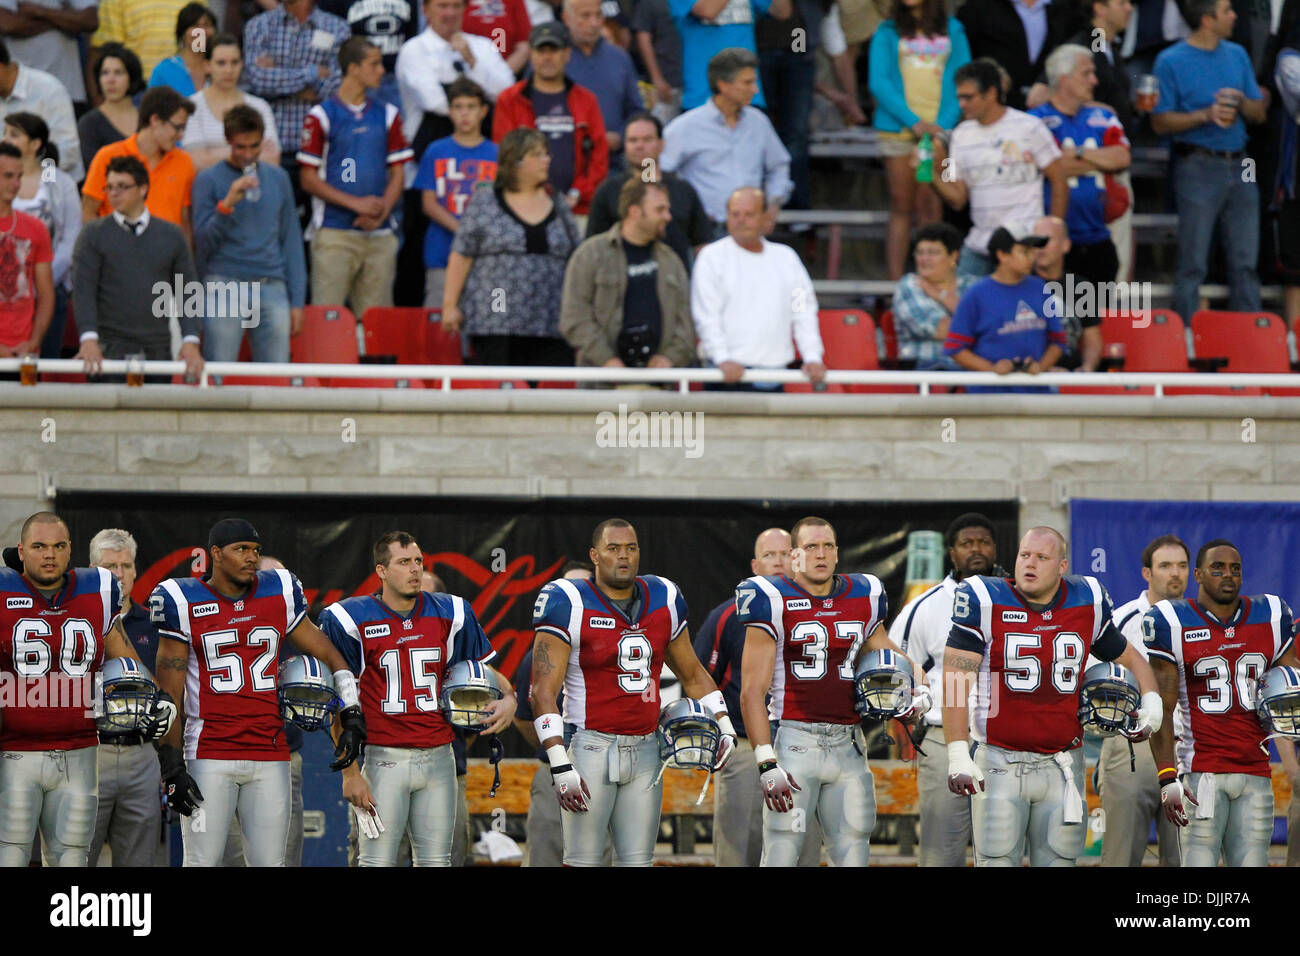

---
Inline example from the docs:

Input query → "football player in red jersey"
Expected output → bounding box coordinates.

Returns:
[0,512,172,867]
[530,518,736,866]
[943,526,1160,866]
[1145,540,1298,866]
[738,516,918,867]
[150,518,367,867]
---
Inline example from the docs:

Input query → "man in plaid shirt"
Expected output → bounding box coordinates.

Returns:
[244,0,351,160]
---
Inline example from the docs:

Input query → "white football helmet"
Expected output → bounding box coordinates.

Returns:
[440,659,504,731]
[277,655,341,731]
[1257,665,1300,738]
[1077,662,1141,737]
[654,698,722,805]
[96,657,160,737]
[854,649,915,720]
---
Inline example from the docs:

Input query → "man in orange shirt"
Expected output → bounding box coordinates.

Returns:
[82,85,196,246]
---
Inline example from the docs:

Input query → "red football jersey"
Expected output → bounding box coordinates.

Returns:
[151,570,307,761]
[0,567,120,751]
[735,573,887,724]
[533,575,687,735]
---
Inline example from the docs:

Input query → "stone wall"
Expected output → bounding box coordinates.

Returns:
[0,386,1294,541]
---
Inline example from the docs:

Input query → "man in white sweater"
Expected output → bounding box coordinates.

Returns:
[691,187,825,388]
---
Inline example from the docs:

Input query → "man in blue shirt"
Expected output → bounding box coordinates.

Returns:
[1151,0,1267,323]
[670,0,790,111]
[193,105,308,365]
[945,223,1066,382]
[562,0,644,165]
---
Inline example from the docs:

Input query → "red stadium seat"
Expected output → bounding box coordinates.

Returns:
[213,375,324,387]
[361,307,461,365]
[1190,311,1290,373]
[291,305,359,364]
[1099,309,1190,372]
[817,308,915,394]
[877,308,898,364]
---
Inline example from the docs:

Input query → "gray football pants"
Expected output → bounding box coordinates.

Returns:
[1181,771,1273,868]
[972,744,1086,867]
[716,736,822,866]
[761,721,875,867]
[0,745,98,867]
[357,744,457,867]
[562,729,662,867]
[183,758,290,867]
[88,741,162,867]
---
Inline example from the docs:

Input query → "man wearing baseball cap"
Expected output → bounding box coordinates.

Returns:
[943,222,1066,384]
[491,21,609,218]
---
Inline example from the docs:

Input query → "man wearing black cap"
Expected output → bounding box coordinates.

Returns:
[492,21,609,219]
[889,514,1004,867]
[147,518,368,867]
[943,222,1067,382]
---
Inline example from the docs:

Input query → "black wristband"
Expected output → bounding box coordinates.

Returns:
[551,763,574,776]
[758,761,777,774]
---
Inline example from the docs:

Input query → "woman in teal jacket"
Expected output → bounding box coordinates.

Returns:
[869,0,969,279]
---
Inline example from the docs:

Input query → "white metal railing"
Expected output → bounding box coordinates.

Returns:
[3,358,1298,399]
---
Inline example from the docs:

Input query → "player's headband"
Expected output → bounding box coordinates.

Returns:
[208,518,261,550]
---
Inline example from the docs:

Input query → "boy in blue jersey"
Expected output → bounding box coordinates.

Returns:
[299,36,413,318]
[412,76,499,310]
[945,223,1065,391]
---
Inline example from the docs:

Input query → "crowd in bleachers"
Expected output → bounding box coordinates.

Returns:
[2,0,1300,388]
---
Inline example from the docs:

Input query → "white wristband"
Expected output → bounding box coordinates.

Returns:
[716,714,737,738]
[333,670,359,709]
[700,690,727,714]
[545,744,570,769]
[754,743,776,766]
[534,712,564,745]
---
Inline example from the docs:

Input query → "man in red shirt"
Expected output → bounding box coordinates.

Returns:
[462,0,533,73]
[0,142,53,358]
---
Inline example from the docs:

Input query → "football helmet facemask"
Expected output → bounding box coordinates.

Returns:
[1257,665,1300,738]
[440,660,504,731]
[1078,662,1141,737]
[854,649,915,720]
[654,697,722,805]
[96,657,160,737]
[278,655,341,731]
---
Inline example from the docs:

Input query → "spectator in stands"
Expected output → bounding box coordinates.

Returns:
[661,47,792,231]
[492,22,609,218]
[319,0,420,109]
[1152,0,1267,324]
[560,179,695,370]
[672,0,787,112]
[148,3,217,95]
[928,59,1065,277]
[0,0,99,113]
[243,0,349,163]
[78,44,143,173]
[1123,0,1191,80]
[442,128,581,367]
[691,186,823,388]
[586,112,713,270]
[892,221,974,368]
[944,222,1065,377]
[299,37,412,319]
[4,112,79,359]
[755,0,833,214]
[563,0,643,161]
[82,86,196,244]
[183,34,282,172]
[396,0,515,153]
[413,77,499,309]
[92,0,192,79]
[0,141,53,360]
[633,0,685,124]
[0,39,83,182]
[1032,213,1103,371]
[1028,0,1134,135]
[1274,25,1300,327]
[868,0,970,279]
[956,0,1077,110]
[462,0,533,74]
[72,155,204,377]
[1030,44,1129,287]
[193,105,306,363]
[813,3,869,130]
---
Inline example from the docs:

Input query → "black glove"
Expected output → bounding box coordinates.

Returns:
[141,690,177,742]
[331,705,366,771]
[157,743,204,816]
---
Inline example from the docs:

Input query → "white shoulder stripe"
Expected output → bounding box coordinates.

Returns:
[964,576,994,643]
[750,575,786,641]
[552,578,584,640]
[448,594,467,663]
[159,579,192,642]
[661,577,684,638]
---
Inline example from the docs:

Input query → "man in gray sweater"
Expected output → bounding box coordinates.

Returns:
[72,156,204,379]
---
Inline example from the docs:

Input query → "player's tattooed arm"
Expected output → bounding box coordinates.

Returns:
[941,647,983,743]
[529,632,571,746]
[154,636,191,749]
[1148,658,1180,771]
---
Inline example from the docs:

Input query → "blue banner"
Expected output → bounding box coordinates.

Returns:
[1069,499,1300,608]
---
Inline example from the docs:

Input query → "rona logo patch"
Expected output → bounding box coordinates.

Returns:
[1001,610,1028,623]
[6,597,32,609]
[1184,628,1211,643]
[192,603,219,618]
[589,617,616,629]
[786,599,812,610]
[364,624,391,639]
